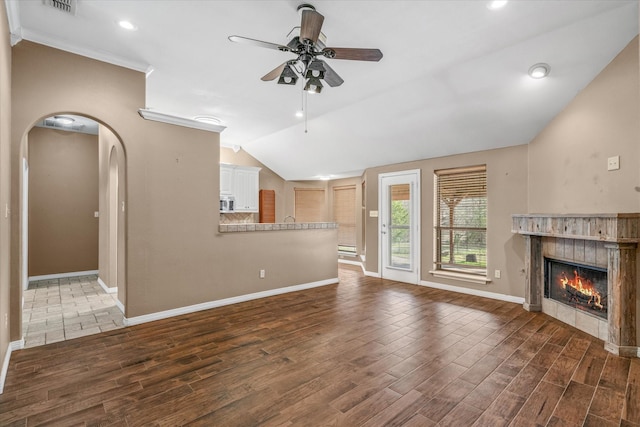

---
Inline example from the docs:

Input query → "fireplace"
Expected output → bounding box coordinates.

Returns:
[512,213,639,358]
[545,258,607,320]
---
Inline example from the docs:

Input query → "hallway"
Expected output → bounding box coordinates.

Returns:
[22,275,124,348]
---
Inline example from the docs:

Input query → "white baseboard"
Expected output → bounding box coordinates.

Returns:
[124,277,339,327]
[115,299,125,315]
[364,270,381,278]
[419,279,525,304]
[29,270,99,282]
[97,277,117,294]
[338,259,362,268]
[1,340,24,394]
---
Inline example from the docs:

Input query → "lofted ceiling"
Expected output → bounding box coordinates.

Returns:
[7,0,639,180]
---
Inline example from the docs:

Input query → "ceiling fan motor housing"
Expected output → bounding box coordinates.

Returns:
[297,3,316,15]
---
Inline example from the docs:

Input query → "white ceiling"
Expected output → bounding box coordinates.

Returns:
[8,0,639,180]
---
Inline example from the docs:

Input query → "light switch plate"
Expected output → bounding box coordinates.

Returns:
[369,210,379,217]
[607,156,620,171]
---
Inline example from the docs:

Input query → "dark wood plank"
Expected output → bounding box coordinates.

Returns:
[549,380,596,425]
[0,265,638,426]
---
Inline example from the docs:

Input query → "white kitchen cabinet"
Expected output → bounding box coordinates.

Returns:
[220,164,260,212]
[220,164,234,195]
[233,166,260,212]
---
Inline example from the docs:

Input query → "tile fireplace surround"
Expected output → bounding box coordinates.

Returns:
[512,213,639,358]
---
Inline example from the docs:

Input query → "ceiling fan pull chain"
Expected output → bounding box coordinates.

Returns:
[304,88,308,134]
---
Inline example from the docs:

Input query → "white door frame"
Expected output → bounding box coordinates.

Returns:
[378,169,421,284]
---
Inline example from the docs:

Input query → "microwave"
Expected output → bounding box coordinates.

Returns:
[220,195,235,213]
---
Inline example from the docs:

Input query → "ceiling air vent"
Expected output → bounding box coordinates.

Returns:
[43,0,77,15]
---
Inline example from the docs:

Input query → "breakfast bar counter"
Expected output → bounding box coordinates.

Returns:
[219,222,337,233]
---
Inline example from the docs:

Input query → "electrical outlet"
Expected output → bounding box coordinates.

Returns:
[259,269,265,279]
[494,269,501,279]
[607,156,620,171]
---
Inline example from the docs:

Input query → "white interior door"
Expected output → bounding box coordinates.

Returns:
[379,170,420,284]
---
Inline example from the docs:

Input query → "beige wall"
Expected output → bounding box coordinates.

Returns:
[0,0,12,384]
[27,127,98,276]
[10,41,337,334]
[98,125,126,306]
[528,37,640,214]
[364,145,529,298]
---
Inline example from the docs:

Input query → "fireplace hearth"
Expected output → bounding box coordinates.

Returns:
[512,213,639,358]
[545,258,607,320]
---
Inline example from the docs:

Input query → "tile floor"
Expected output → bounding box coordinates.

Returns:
[22,275,124,348]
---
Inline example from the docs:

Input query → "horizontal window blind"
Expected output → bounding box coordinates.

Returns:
[435,165,487,275]
[294,188,325,223]
[333,185,356,251]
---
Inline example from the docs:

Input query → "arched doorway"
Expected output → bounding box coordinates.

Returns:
[19,113,127,348]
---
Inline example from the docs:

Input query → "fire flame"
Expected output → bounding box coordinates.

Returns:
[559,270,604,310]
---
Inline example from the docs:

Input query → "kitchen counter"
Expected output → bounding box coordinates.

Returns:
[219,222,337,233]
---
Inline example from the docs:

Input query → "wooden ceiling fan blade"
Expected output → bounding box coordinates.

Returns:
[320,61,344,87]
[228,35,290,52]
[300,10,324,44]
[323,47,383,62]
[261,63,288,81]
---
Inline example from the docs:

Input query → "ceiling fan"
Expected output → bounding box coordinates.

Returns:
[228,3,383,94]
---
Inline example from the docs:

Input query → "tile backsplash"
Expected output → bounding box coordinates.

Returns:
[220,212,258,224]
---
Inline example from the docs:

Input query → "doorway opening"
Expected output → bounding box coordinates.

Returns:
[20,114,126,348]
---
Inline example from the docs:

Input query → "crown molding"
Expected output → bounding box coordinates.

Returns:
[138,109,227,133]
[5,0,22,46]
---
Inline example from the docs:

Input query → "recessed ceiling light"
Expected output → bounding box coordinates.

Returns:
[295,110,304,118]
[528,63,550,79]
[487,0,508,10]
[118,20,138,31]
[193,116,222,125]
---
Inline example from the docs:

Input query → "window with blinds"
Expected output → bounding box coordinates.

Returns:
[434,165,487,276]
[333,185,356,253]
[294,188,325,222]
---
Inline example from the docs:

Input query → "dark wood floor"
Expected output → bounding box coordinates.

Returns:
[1,265,638,426]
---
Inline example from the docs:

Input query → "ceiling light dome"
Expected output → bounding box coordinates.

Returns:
[53,115,75,125]
[528,63,551,79]
[193,116,222,125]
[488,1,508,10]
[118,20,138,31]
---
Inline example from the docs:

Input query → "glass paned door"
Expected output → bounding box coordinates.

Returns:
[389,184,411,270]
[380,171,420,284]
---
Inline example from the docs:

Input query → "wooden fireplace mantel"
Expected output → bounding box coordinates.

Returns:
[511,213,640,243]
[511,213,639,358]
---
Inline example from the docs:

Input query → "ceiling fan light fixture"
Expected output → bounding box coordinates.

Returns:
[528,63,550,79]
[305,60,326,79]
[277,64,299,85]
[304,77,323,94]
